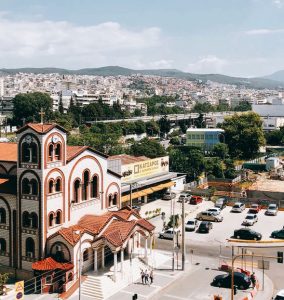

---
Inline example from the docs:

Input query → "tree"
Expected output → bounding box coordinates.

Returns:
[192,102,215,113]
[12,92,53,125]
[146,120,160,136]
[234,101,252,112]
[158,116,171,137]
[58,97,64,114]
[130,138,166,158]
[265,130,284,145]
[134,120,146,135]
[221,112,265,159]
[204,157,224,179]
[212,143,229,159]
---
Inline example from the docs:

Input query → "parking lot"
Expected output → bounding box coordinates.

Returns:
[183,205,284,244]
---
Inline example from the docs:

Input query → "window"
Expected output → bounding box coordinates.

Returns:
[49,212,54,227]
[55,144,61,160]
[0,238,6,254]
[48,144,54,161]
[30,212,38,229]
[55,211,61,225]
[91,176,98,198]
[83,249,89,261]
[108,194,113,207]
[82,171,90,201]
[113,193,118,206]
[22,211,30,227]
[55,178,61,192]
[22,178,30,195]
[22,178,38,196]
[26,237,35,258]
[0,208,6,224]
[48,180,54,194]
[74,180,81,203]
[30,179,38,195]
[45,275,52,285]
[68,273,73,282]
[22,142,38,163]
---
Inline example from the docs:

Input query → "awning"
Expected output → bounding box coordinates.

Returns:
[162,181,175,188]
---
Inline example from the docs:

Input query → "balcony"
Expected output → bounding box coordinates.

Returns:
[71,198,100,211]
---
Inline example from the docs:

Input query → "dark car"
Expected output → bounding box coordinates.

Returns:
[198,221,213,233]
[271,229,284,239]
[233,228,262,240]
[212,272,251,290]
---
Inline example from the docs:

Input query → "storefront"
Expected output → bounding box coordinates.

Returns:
[108,155,186,206]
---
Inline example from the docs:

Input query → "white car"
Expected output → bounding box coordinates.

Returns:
[265,204,278,216]
[159,228,180,239]
[177,193,191,203]
[231,202,246,213]
[207,208,221,215]
[274,289,284,300]
[185,219,198,231]
[242,214,258,226]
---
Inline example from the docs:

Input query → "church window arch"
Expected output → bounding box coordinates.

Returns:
[22,211,30,227]
[113,193,118,206]
[55,143,62,160]
[26,237,35,258]
[0,238,6,254]
[48,144,54,162]
[30,179,38,195]
[83,249,89,262]
[55,210,62,225]
[108,194,113,207]
[55,178,61,192]
[82,170,90,201]
[91,175,99,198]
[73,179,81,203]
[48,179,54,194]
[30,212,38,229]
[48,212,55,227]
[22,139,38,163]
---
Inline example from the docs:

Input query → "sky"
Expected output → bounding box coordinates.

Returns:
[0,0,283,77]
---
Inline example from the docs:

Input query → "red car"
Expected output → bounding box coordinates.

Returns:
[190,196,203,205]
[250,203,261,212]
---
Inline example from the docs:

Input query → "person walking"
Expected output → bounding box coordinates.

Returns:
[250,272,256,288]
[141,269,145,285]
[149,269,154,285]
[144,269,149,285]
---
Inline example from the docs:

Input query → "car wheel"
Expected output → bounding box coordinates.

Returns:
[217,282,221,287]
[239,284,245,290]
[254,237,257,241]
[237,235,240,239]
[160,235,163,239]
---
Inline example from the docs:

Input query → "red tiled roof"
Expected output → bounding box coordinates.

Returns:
[32,257,73,271]
[66,146,88,162]
[0,179,9,185]
[57,225,84,246]
[0,143,17,162]
[78,214,112,235]
[17,123,67,134]
[136,218,155,232]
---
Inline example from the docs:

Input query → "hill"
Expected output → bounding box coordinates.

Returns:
[262,70,284,83]
[0,66,283,89]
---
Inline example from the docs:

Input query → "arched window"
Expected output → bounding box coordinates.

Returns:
[68,273,73,282]
[91,175,98,198]
[26,237,35,258]
[30,179,38,195]
[108,194,113,207]
[30,212,38,229]
[0,207,6,224]
[30,142,38,163]
[22,211,30,227]
[0,238,6,253]
[22,178,30,195]
[74,180,81,203]
[55,178,61,192]
[113,193,118,206]
[55,144,61,160]
[48,180,54,194]
[48,144,54,162]
[49,212,54,227]
[22,142,30,162]
[83,249,89,262]
[82,171,90,201]
[55,210,61,225]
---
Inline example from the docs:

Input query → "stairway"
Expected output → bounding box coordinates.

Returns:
[81,276,104,299]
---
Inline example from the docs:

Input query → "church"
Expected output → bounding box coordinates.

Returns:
[0,122,155,294]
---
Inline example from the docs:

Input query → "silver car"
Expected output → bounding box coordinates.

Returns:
[162,192,176,200]
[265,204,278,216]
[185,219,199,231]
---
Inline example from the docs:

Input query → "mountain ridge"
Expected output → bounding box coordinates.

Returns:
[0,66,283,89]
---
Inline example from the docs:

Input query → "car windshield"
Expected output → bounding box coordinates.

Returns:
[275,296,284,300]
[246,215,254,219]
[233,204,240,208]
[187,221,194,225]
[269,205,276,209]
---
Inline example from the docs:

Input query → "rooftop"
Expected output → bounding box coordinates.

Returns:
[108,154,149,165]
[186,128,224,132]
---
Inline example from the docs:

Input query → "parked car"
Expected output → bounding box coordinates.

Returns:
[215,197,227,209]
[196,211,223,222]
[207,207,221,215]
[271,229,284,239]
[242,214,258,226]
[265,203,278,216]
[177,193,191,203]
[198,221,213,233]
[248,208,258,214]
[162,192,176,200]
[274,289,284,300]
[233,228,262,240]
[231,202,246,213]
[212,272,251,290]
[159,228,180,239]
[185,219,199,231]
[190,196,203,205]
[250,203,261,212]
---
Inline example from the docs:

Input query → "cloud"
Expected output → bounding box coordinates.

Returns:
[273,0,284,8]
[245,28,284,35]
[0,14,162,68]
[186,55,227,74]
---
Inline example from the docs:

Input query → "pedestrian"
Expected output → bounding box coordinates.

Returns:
[141,269,145,285]
[250,272,256,288]
[144,269,149,285]
[150,269,154,284]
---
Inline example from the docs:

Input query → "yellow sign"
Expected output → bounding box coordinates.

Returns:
[121,156,169,182]
[15,280,24,300]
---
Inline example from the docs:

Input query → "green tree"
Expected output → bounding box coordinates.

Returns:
[265,130,284,145]
[134,120,146,135]
[234,101,252,112]
[221,112,265,159]
[158,116,171,137]
[192,102,215,113]
[212,143,229,159]
[130,138,166,158]
[145,120,160,136]
[12,92,53,125]
[58,97,64,114]
[205,157,224,179]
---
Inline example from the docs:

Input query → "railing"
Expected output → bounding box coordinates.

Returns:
[71,198,100,210]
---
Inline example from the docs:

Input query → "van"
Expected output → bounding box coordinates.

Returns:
[215,197,227,209]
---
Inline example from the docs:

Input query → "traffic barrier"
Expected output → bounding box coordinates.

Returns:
[227,238,284,244]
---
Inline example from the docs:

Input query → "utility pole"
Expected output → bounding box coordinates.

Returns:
[130,183,132,209]
[181,196,185,270]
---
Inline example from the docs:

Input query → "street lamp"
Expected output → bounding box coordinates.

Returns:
[74,230,82,300]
